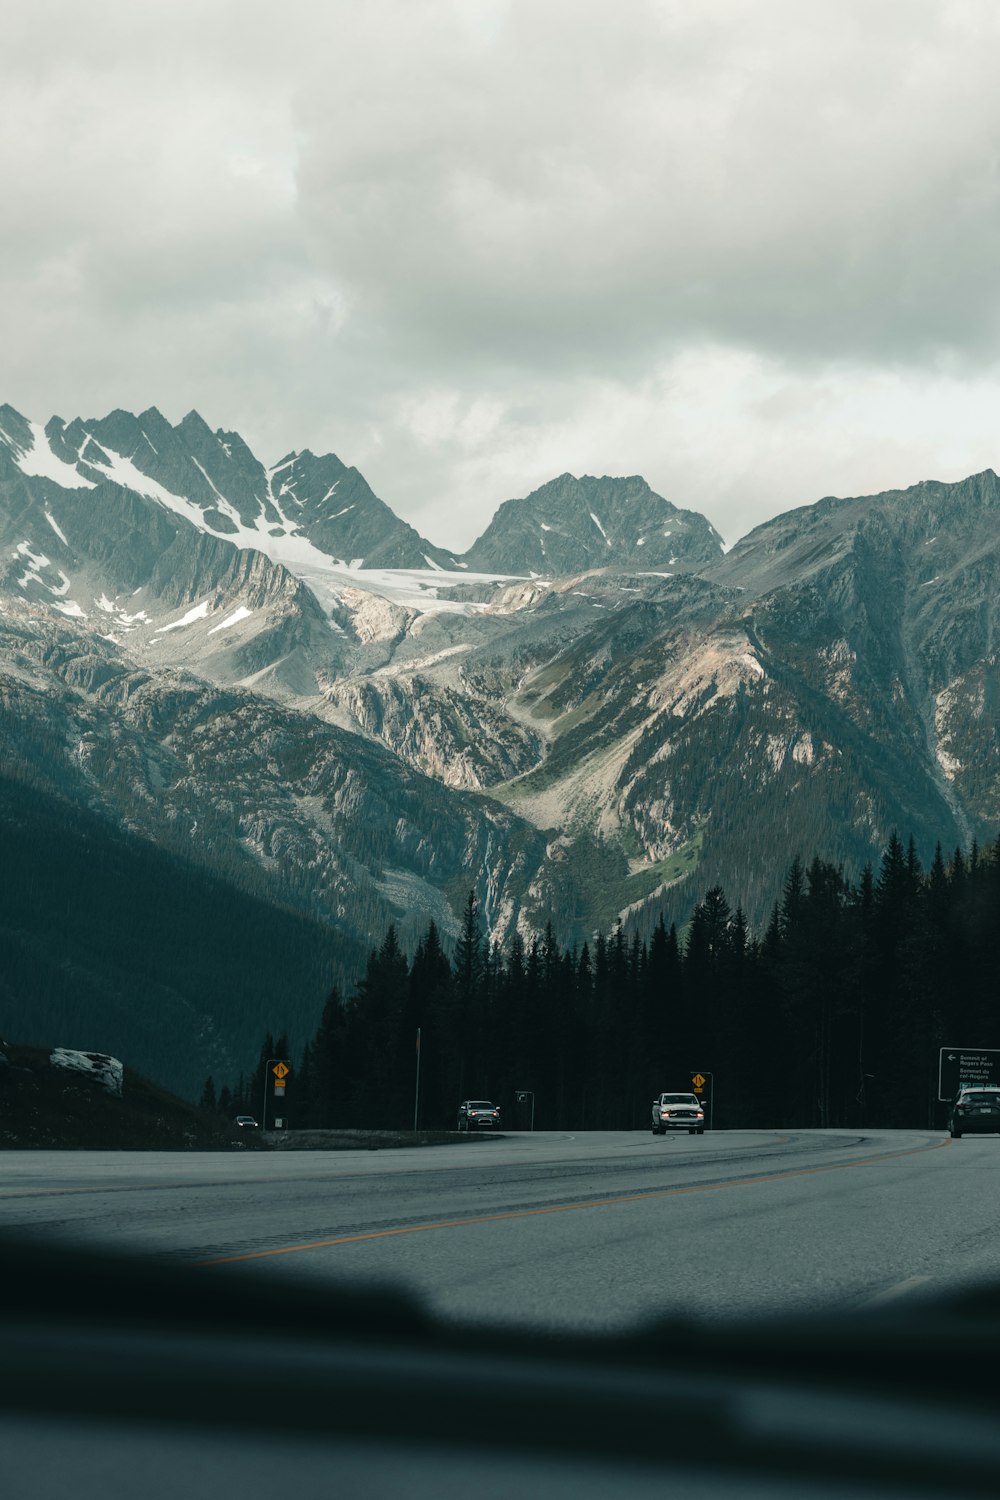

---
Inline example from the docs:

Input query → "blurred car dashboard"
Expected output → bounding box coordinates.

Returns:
[2,1234,999,1498]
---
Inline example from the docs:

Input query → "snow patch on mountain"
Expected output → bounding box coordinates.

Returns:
[208,606,253,634]
[155,600,213,634]
[44,510,69,545]
[6,420,96,489]
[590,512,611,545]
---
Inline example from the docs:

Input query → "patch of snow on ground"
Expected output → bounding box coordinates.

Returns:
[16,540,49,568]
[85,442,213,527]
[52,600,86,618]
[208,605,253,634]
[636,537,645,546]
[590,512,611,545]
[190,457,245,527]
[155,600,212,633]
[50,1047,123,1096]
[12,421,96,489]
[21,430,524,626]
[44,510,69,545]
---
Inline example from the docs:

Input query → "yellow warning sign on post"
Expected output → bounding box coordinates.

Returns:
[272,1062,289,1080]
[692,1072,706,1090]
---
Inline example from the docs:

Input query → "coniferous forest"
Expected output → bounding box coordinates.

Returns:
[230,832,1000,1134]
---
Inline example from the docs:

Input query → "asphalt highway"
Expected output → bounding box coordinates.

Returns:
[2,1128,998,1330]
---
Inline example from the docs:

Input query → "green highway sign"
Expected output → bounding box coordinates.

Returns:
[938,1046,1000,1101]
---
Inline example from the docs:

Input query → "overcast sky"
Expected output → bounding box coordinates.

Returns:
[4,0,1000,549]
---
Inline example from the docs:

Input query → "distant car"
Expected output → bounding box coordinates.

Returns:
[457,1100,501,1131]
[949,1089,1000,1137]
[234,1115,259,1129]
[651,1093,705,1135]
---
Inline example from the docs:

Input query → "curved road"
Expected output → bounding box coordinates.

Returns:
[2,1129,997,1329]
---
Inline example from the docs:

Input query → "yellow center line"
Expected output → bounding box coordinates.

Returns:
[200,1135,951,1266]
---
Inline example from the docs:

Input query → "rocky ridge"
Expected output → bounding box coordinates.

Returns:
[2,401,998,980]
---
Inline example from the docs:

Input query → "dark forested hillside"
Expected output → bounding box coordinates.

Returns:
[0,770,365,1096]
[260,834,1000,1133]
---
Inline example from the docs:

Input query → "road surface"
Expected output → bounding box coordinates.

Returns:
[1,1128,995,1329]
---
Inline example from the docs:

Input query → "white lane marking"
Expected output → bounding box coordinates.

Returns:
[860,1274,933,1308]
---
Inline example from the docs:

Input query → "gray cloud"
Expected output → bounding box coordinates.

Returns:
[4,0,1000,550]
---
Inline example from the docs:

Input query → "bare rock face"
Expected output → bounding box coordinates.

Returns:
[461,472,725,576]
[50,1049,123,1097]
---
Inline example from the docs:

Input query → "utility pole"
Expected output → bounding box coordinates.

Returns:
[413,1028,422,1132]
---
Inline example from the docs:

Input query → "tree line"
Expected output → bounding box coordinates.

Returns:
[206,831,1000,1132]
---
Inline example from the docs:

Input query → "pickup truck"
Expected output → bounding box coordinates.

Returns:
[651,1093,705,1135]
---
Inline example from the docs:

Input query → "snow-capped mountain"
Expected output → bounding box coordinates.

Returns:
[1,403,457,571]
[3,399,999,1090]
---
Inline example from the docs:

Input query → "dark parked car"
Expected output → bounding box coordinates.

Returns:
[949,1089,1000,1137]
[457,1100,501,1131]
[234,1115,259,1129]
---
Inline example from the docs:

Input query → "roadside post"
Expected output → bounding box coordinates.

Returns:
[938,1046,1000,1102]
[413,1028,422,1132]
[691,1071,714,1130]
[516,1090,535,1131]
[263,1058,290,1132]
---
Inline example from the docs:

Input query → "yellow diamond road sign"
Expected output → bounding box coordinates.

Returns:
[272,1062,289,1080]
[692,1072,706,1090]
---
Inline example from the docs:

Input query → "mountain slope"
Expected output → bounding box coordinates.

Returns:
[2,395,998,952]
[0,770,356,1098]
[461,472,724,575]
[490,471,1000,929]
[0,403,455,572]
[0,597,566,954]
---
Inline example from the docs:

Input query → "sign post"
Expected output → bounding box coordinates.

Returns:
[262,1058,290,1132]
[691,1070,714,1130]
[413,1028,422,1132]
[938,1047,1000,1102]
[515,1090,535,1131]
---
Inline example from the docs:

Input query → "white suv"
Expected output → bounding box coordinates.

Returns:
[651,1093,705,1135]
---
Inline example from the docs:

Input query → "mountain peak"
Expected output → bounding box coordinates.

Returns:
[461,472,723,576]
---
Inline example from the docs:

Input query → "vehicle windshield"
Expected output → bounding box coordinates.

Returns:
[3,1,996,1394]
